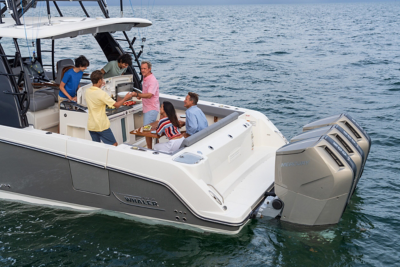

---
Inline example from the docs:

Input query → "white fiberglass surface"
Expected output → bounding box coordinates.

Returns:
[0,17,152,39]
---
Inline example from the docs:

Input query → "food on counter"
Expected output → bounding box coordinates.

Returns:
[123,101,136,106]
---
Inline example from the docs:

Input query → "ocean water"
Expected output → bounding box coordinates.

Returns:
[1,2,400,266]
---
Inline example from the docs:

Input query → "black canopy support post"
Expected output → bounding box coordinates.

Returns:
[0,3,4,24]
[7,0,22,25]
[13,38,25,81]
[46,0,51,25]
[97,0,109,18]
[16,70,24,87]
[102,0,109,17]
[13,38,22,64]
[122,31,140,65]
[51,39,55,80]
[1,5,6,23]
[0,43,29,128]
[36,39,42,65]
[79,1,90,17]
[120,0,123,17]
[122,31,143,83]
[1,4,6,14]
[53,1,63,17]
[94,32,142,90]
[10,39,30,126]
[17,0,37,19]
[0,44,17,85]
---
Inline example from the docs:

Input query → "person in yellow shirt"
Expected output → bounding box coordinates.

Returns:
[86,70,134,146]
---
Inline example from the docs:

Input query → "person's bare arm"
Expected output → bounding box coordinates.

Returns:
[136,92,153,99]
[101,69,106,75]
[59,81,76,101]
[113,92,134,108]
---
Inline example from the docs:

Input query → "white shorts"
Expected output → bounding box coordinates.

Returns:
[154,137,184,154]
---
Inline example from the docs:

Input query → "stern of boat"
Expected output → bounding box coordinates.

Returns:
[253,113,371,226]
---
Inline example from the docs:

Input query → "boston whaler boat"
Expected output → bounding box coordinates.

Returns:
[0,0,371,234]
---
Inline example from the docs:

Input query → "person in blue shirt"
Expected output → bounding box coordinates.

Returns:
[58,55,89,106]
[181,92,208,137]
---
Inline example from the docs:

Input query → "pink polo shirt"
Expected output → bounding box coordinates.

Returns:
[142,73,160,113]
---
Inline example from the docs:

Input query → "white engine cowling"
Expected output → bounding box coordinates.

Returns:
[291,125,365,195]
[275,135,357,226]
[302,113,371,159]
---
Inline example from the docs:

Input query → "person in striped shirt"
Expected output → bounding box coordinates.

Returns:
[154,101,185,153]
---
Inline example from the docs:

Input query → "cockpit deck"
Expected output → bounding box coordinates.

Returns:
[56,74,246,153]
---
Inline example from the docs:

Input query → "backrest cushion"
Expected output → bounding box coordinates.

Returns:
[55,59,74,84]
[179,112,240,149]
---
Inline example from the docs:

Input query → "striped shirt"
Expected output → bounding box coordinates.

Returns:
[156,117,182,140]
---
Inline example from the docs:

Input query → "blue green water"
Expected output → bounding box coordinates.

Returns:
[1,2,400,266]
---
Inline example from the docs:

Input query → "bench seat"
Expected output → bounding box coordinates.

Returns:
[179,112,240,149]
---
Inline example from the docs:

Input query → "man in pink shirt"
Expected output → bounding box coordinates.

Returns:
[136,61,160,149]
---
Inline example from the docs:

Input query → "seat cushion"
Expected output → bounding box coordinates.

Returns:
[36,88,59,102]
[55,59,74,84]
[180,112,240,149]
[29,93,55,112]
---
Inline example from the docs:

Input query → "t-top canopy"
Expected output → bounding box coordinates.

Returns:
[0,17,152,39]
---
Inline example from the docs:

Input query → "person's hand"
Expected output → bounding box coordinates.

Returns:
[123,92,134,100]
[72,96,77,102]
[179,120,185,127]
[137,96,142,100]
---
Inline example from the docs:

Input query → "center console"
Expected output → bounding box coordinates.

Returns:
[59,75,143,145]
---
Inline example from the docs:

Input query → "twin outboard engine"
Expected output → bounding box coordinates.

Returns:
[257,113,371,226]
[275,135,357,225]
[302,113,371,158]
[291,125,365,195]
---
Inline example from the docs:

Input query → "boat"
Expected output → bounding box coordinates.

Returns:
[0,0,371,234]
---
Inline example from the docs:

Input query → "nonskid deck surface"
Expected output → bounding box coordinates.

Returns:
[222,148,275,204]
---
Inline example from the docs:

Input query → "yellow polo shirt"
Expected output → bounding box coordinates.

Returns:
[85,86,116,132]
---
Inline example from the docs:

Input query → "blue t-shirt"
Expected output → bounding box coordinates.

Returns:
[59,68,83,98]
[185,105,208,136]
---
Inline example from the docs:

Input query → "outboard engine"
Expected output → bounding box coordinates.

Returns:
[302,113,371,159]
[291,125,365,194]
[274,136,357,226]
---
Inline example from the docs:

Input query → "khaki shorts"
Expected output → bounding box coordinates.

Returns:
[58,95,69,109]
